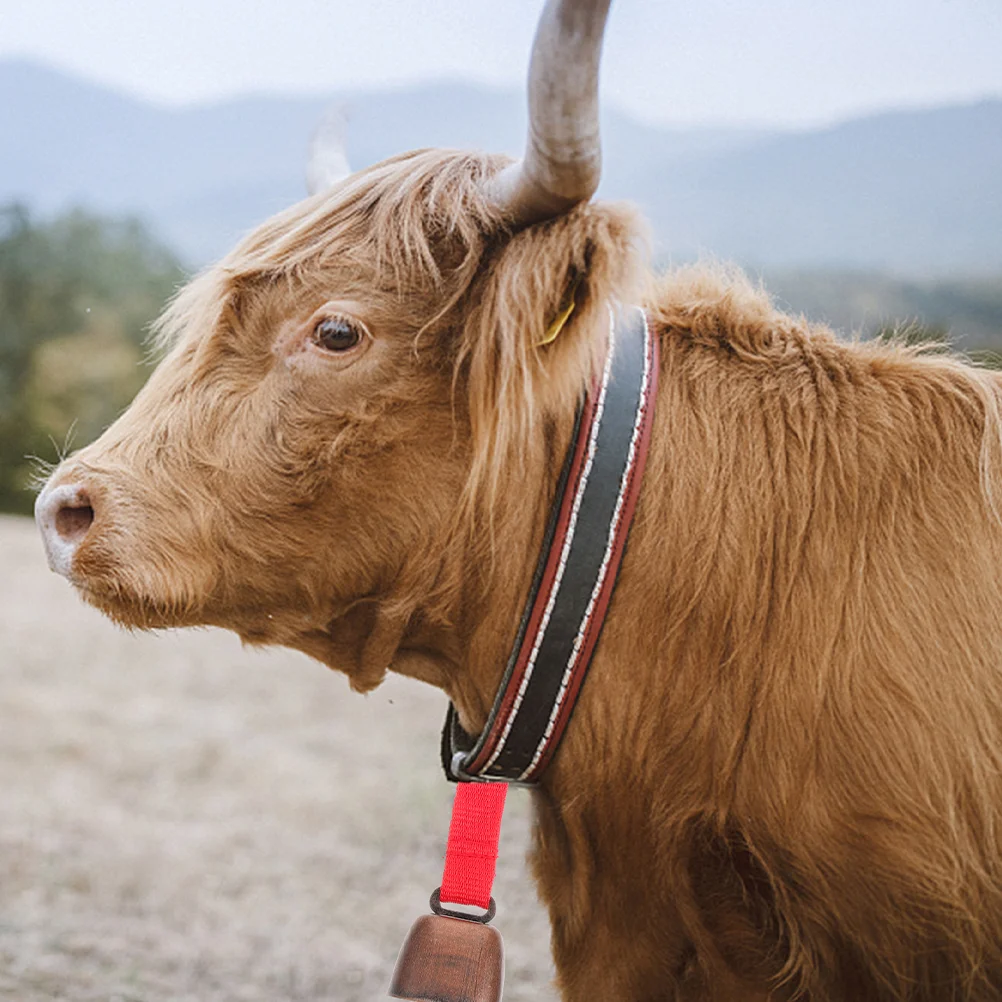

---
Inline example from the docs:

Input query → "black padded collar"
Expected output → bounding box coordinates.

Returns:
[442,305,659,785]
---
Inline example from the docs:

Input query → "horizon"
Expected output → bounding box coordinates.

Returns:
[3,45,1000,278]
[3,0,1001,130]
[5,54,1001,135]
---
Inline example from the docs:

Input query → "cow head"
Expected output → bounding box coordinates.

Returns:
[35,0,643,699]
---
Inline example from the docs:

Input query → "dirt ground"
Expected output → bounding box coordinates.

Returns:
[0,515,558,1001]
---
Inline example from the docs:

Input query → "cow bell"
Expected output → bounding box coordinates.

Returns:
[388,899,504,1002]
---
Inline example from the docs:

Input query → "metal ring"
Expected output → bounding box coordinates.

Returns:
[450,751,474,782]
[429,887,496,924]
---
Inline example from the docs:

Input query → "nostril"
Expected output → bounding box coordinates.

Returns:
[55,499,95,543]
[36,482,98,578]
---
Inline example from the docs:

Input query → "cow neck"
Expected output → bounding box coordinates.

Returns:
[442,303,659,786]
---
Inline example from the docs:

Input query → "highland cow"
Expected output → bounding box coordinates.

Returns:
[34,1,1002,999]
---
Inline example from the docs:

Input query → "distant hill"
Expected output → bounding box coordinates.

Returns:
[1,59,1000,275]
[643,102,1002,277]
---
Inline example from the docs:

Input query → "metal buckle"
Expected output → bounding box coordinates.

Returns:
[450,751,537,789]
[430,888,496,925]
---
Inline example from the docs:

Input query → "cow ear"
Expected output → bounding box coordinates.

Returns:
[467,202,645,358]
[456,203,645,507]
[306,105,352,195]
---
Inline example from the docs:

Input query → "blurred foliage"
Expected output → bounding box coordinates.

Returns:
[764,270,1002,352]
[0,204,184,514]
[874,320,1002,368]
[874,321,952,352]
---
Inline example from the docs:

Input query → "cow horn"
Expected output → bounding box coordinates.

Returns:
[306,105,352,195]
[487,0,613,228]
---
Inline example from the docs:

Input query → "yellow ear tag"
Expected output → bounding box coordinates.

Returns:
[537,278,580,347]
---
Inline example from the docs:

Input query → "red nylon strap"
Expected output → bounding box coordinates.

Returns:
[440,782,508,910]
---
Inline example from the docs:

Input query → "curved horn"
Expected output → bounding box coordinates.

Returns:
[487,0,613,228]
[306,105,352,195]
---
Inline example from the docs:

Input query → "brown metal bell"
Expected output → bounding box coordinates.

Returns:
[388,914,504,1002]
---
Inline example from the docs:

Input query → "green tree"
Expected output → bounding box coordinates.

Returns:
[0,205,184,514]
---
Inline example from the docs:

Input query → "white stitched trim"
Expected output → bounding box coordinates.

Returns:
[479,308,619,774]
[518,308,652,781]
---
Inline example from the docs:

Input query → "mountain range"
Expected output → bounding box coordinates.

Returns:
[1,59,999,276]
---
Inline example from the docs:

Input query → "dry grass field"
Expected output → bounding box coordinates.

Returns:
[0,515,557,1001]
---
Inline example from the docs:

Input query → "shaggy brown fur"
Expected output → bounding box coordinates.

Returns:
[43,149,1002,1000]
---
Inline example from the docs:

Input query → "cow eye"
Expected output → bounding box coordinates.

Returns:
[314,315,363,352]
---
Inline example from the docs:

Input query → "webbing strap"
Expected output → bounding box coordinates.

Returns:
[439,782,508,910]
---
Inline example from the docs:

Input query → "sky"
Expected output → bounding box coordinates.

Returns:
[2,0,1001,128]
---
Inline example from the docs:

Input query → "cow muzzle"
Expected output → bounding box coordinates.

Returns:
[35,481,96,579]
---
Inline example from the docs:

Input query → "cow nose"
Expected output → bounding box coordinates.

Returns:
[35,482,96,578]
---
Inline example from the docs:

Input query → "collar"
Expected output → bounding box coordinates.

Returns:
[442,304,659,785]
